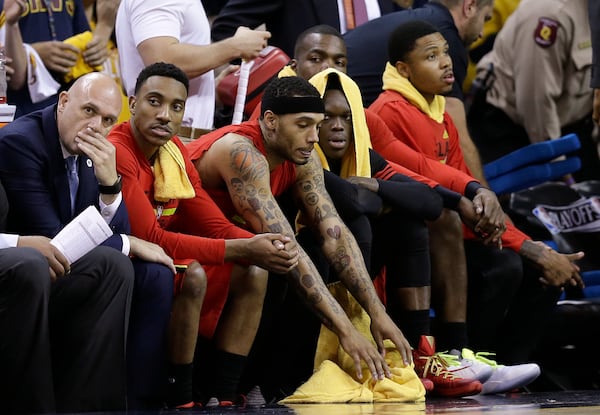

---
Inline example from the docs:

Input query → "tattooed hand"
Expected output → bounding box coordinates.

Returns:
[337,322,392,381]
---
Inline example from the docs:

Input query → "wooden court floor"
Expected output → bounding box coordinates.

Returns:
[47,390,600,415]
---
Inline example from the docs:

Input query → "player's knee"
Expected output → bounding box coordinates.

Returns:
[429,209,463,241]
[236,266,268,300]
[181,262,207,299]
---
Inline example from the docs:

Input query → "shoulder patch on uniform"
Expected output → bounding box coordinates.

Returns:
[534,17,560,48]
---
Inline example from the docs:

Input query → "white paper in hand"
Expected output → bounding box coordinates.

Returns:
[50,205,113,264]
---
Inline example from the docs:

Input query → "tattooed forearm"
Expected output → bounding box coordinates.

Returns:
[312,310,334,331]
[247,194,277,220]
[296,178,338,227]
[519,239,550,266]
[322,224,383,314]
[294,268,324,306]
[285,253,342,330]
[299,179,314,193]
[305,191,319,206]
[268,222,284,233]
[313,169,324,189]
[314,203,338,226]
[330,245,351,274]
[301,273,315,288]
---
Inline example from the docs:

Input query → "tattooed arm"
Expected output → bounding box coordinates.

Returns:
[519,240,584,288]
[204,133,392,380]
[293,154,413,366]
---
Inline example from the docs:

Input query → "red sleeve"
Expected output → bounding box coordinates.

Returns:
[366,107,477,194]
[463,221,529,252]
[114,137,252,264]
[387,160,439,187]
[443,113,472,176]
[501,222,530,252]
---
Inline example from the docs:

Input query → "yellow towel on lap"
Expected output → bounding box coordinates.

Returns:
[280,282,425,404]
[153,141,195,202]
[282,360,373,403]
[284,402,425,415]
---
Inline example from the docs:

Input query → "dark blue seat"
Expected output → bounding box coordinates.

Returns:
[484,134,581,195]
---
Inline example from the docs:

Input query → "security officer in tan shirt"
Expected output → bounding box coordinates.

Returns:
[468,0,600,182]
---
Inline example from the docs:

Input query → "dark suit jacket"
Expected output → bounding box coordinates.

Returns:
[0,105,129,249]
[0,180,7,232]
[211,0,396,57]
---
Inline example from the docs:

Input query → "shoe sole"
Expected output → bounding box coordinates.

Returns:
[481,369,541,395]
[432,382,483,398]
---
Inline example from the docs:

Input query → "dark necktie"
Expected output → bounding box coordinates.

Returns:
[65,156,79,214]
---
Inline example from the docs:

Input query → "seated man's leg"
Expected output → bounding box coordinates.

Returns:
[127,259,175,409]
[238,271,288,403]
[464,241,523,353]
[372,212,431,348]
[0,248,55,413]
[208,264,268,404]
[165,261,206,408]
[428,210,469,351]
[256,228,332,402]
[247,274,322,402]
[495,262,562,365]
[247,213,367,402]
[49,245,134,412]
[252,187,355,400]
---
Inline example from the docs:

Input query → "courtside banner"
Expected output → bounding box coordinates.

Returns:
[533,197,600,235]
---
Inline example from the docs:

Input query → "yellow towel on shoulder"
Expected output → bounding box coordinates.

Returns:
[277,66,375,177]
[280,282,425,404]
[309,68,372,179]
[62,31,103,83]
[277,64,298,78]
[153,141,195,202]
[382,62,445,123]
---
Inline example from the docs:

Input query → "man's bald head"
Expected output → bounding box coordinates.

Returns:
[57,72,123,154]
